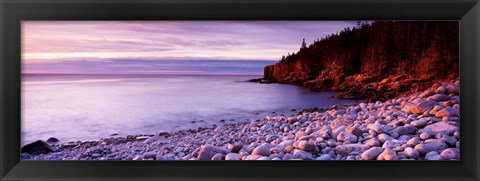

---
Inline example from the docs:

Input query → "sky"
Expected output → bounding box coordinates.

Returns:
[22,21,359,75]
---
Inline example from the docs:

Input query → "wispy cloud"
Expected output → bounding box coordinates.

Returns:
[22,21,358,74]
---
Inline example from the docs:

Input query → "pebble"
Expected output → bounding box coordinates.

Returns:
[22,81,459,161]
[440,148,459,159]
[252,145,270,156]
[414,144,436,154]
[225,153,240,160]
[404,147,419,159]
[297,141,316,151]
[361,147,383,160]
[316,154,331,160]
[382,149,399,160]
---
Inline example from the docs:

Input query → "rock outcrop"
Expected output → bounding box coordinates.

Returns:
[264,21,459,101]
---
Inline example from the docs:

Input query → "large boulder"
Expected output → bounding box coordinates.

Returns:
[21,140,55,155]
[197,145,230,160]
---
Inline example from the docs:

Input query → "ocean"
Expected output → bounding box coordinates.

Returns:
[21,74,358,145]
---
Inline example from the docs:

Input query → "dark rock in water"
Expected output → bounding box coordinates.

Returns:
[246,78,275,84]
[126,135,135,140]
[110,133,119,136]
[46,137,59,144]
[21,140,55,155]
[106,137,126,145]
[157,132,171,137]
[191,121,196,123]
[291,109,296,111]
[220,120,225,122]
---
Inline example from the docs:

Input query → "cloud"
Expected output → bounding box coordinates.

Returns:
[22,21,360,74]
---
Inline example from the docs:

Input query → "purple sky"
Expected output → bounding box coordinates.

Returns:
[22,21,359,75]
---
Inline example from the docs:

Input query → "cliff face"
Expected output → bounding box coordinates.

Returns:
[264,21,459,101]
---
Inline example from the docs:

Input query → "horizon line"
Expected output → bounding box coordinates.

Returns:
[21,73,264,76]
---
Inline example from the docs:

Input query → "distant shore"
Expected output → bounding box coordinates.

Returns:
[21,80,460,161]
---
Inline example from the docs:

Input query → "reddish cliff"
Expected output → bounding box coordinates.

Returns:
[264,21,459,101]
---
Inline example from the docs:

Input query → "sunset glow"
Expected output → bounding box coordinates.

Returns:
[22,21,358,75]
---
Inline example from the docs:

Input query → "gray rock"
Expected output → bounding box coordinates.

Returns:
[419,132,431,140]
[425,151,439,160]
[227,143,243,153]
[414,144,436,154]
[404,147,419,159]
[257,156,270,160]
[331,126,347,139]
[337,132,358,143]
[211,153,225,160]
[382,149,399,160]
[435,107,459,118]
[156,155,166,160]
[410,119,428,128]
[365,139,381,147]
[427,94,450,102]
[395,126,409,136]
[142,136,163,144]
[297,141,316,151]
[316,154,331,160]
[292,149,314,160]
[367,124,384,134]
[335,144,370,156]
[440,148,459,160]
[225,153,240,160]
[403,101,437,114]
[423,139,448,150]
[361,147,384,160]
[92,153,102,158]
[407,137,421,146]
[143,152,157,160]
[428,155,443,160]
[420,90,435,98]
[423,122,458,135]
[295,131,308,138]
[252,145,271,156]
[20,153,31,160]
[442,117,459,122]
[345,123,368,136]
[377,134,393,144]
[197,145,230,160]
[245,155,262,160]
[438,134,457,146]
[283,153,294,160]
[46,137,60,144]
[132,155,143,160]
[21,140,55,155]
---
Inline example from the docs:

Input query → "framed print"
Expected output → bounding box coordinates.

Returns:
[1,0,479,180]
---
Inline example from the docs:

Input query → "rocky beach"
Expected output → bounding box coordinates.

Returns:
[21,79,460,161]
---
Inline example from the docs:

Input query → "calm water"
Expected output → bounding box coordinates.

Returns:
[21,74,357,145]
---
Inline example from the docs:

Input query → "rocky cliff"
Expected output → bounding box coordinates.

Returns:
[264,21,459,101]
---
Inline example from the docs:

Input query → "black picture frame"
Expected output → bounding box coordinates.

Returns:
[1,0,479,180]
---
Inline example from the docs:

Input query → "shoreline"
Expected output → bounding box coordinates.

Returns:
[21,80,460,161]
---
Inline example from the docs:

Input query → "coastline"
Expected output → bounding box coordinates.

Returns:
[21,80,460,161]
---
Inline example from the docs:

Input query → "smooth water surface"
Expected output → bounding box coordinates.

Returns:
[22,74,358,145]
